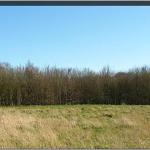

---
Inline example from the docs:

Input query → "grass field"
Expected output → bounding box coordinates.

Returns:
[0,105,149,148]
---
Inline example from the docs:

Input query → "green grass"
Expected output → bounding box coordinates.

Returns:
[0,105,149,148]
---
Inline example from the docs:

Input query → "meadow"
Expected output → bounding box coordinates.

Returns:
[0,105,149,148]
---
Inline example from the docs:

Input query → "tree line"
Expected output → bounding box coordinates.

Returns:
[0,61,150,105]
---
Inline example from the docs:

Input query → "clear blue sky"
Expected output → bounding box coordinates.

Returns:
[0,6,150,72]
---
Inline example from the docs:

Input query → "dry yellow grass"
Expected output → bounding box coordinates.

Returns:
[0,105,149,148]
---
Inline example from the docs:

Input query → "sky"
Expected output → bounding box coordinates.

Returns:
[0,6,150,72]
